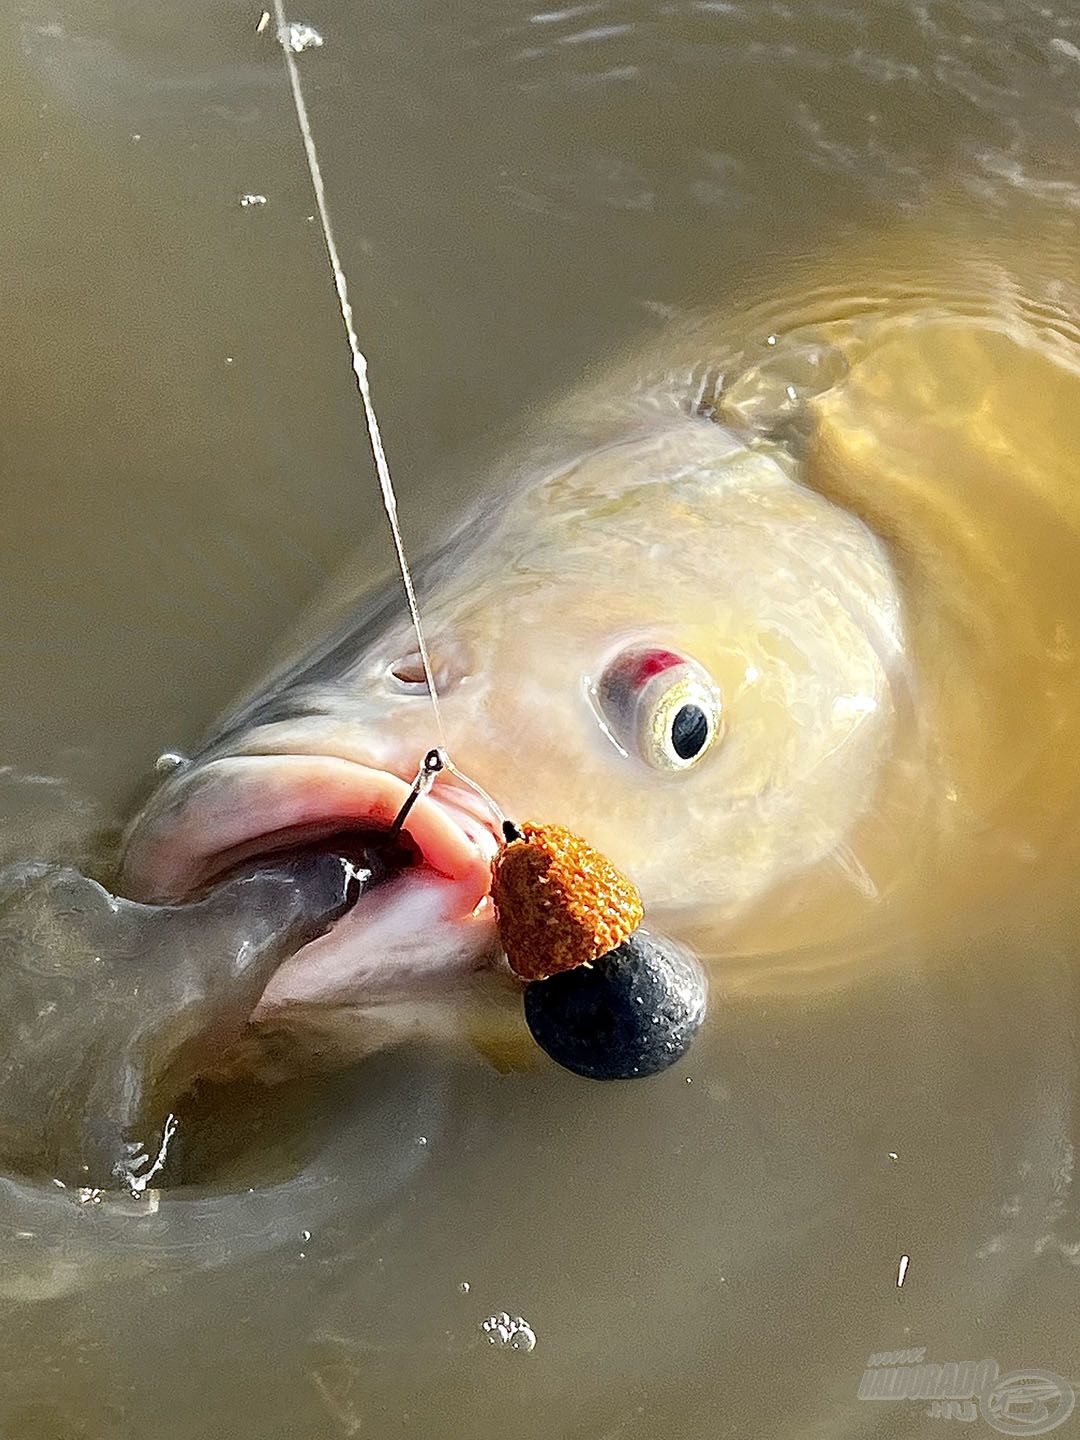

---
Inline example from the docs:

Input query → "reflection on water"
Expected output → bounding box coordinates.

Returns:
[2,0,1080,1436]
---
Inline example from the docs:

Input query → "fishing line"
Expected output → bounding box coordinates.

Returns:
[270,0,446,745]
[265,16,706,1081]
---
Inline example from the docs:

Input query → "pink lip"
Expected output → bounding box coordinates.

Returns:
[122,754,499,907]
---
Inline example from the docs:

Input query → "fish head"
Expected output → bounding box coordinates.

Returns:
[122,420,907,1046]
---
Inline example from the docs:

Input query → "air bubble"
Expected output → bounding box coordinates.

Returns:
[284,21,324,52]
[154,752,188,775]
[481,1312,537,1353]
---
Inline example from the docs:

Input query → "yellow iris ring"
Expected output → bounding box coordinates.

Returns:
[639,666,723,770]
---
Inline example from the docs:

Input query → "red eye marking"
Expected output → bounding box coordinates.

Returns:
[607,648,686,692]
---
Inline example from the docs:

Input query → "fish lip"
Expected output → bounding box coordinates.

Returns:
[121,753,500,911]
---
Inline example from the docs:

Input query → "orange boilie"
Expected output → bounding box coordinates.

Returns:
[490,822,644,981]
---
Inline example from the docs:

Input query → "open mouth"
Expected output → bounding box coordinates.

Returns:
[122,754,504,1014]
[124,754,499,903]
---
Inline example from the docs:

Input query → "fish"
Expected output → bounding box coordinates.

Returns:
[117,201,1080,1074]
[3,200,1080,1324]
[121,399,912,1050]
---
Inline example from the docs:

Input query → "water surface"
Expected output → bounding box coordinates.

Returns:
[2,1,1080,1436]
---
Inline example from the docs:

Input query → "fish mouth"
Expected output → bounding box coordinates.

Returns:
[122,754,504,1017]
[123,754,498,904]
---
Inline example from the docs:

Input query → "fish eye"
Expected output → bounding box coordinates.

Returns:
[595,647,723,771]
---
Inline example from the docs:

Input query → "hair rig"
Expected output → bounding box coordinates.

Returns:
[393,750,708,1080]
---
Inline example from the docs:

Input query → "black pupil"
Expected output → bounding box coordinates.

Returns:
[670,704,709,760]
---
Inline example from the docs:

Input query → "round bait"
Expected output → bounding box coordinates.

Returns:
[490,820,707,1079]
[523,930,707,1080]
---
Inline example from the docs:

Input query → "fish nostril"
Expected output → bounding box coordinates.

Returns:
[389,654,428,691]
[387,643,470,696]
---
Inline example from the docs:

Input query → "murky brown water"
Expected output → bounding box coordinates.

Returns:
[2,1,1080,1436]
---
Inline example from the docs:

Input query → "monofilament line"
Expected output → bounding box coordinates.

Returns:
[271,0,446,743]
